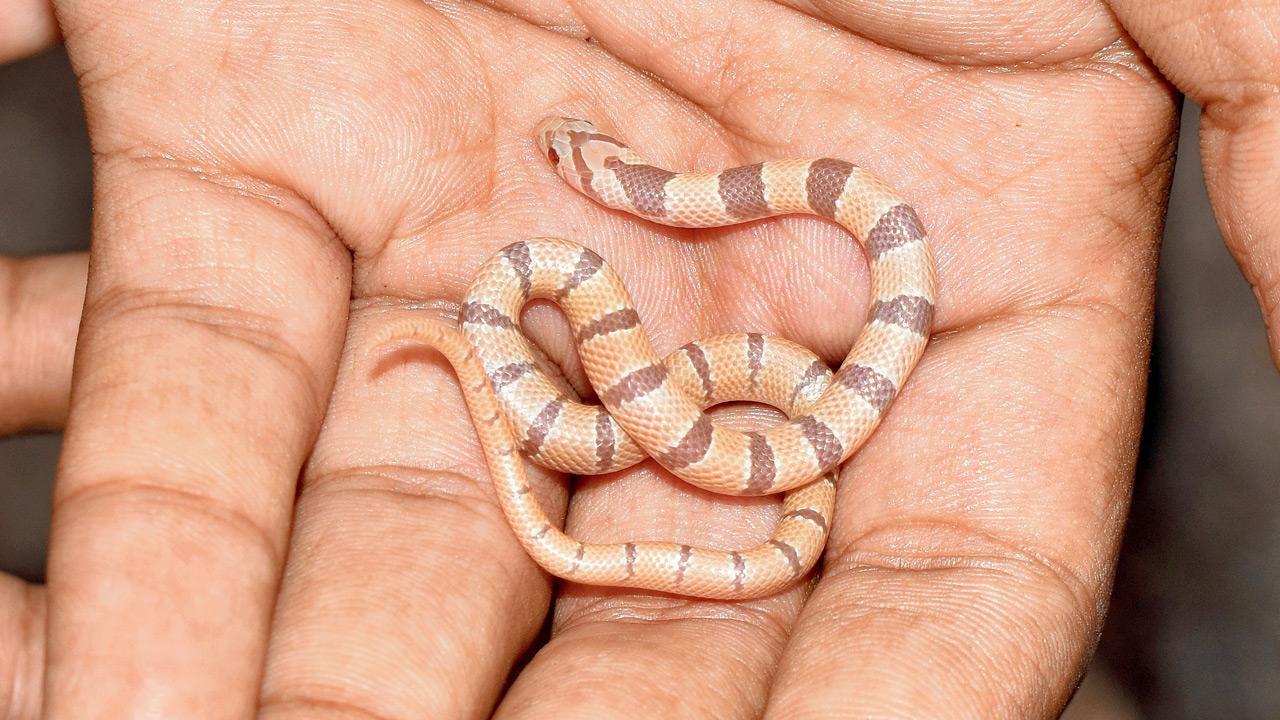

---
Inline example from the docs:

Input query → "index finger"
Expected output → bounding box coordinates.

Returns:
[1110,0,1280,367]
[42,155,350,715]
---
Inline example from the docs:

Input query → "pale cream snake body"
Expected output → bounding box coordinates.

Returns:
[375,117,935,599]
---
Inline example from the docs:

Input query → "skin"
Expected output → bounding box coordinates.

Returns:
[0,0,57,64]
[0,0,1276,717]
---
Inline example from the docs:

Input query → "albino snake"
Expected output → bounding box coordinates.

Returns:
[375,118,936,599]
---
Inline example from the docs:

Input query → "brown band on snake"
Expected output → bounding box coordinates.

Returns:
[600,363,669,405]
[866,204,926,259]
[625,542,637,577]
[594,406,616,470]
[569,542,586,575]
[607,159,675,217]
[522,398,564,455]
[731,552,747,592]
[571,146,601,203]
[579,308,641,343]
[769,539,803,573]
[798,414,843,470]
[560,247,605,299]
[718,163,769,219]
[836,364,896,413]
[871,295,935,336]
[532,524,551,540]
[681,342,714,403]
[745,431,777,494]
[568,129,623,146]
[790,359,831,407]
[489,362,534,392]
[746,333,765,386]
[500,241,533,295]
[461,302,517,329]
[659,414,714,470]
[781,508,828,533]
[806,158,855,217]
[675,545,693,584]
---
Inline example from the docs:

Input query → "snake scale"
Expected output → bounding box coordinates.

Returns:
[375,117,936,599]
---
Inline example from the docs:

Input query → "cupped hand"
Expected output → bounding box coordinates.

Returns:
[3,0,1183,717]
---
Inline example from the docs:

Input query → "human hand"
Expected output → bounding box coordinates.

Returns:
[6,0,1179,717]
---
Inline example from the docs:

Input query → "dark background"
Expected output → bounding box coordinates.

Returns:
[3,48,1278,719]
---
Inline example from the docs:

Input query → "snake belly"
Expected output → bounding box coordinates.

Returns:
[379,118,935,599]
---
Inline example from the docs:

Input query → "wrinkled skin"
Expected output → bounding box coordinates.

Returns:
[0,0,1276,717]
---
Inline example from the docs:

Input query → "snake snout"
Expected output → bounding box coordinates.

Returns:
[535,116,595,177]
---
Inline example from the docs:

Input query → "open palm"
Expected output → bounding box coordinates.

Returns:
[3,0,1179,717]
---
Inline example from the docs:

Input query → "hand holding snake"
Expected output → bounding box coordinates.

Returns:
[22,0,1177,716]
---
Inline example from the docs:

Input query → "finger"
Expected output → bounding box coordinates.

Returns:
[784,0,1121,65]
[1109,0,1280,368]
[258,304,565,719]
[0,0,58,64]
[0,574,45,720]
[0,253,85,434]
[555,0,922,146]
[476,0,588,37]
[558,0,1115,145]
[42,154,350,716]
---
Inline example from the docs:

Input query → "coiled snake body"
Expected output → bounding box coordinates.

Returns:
[376,118,935,599]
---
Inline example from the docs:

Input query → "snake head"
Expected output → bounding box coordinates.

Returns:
[535,116,630,196]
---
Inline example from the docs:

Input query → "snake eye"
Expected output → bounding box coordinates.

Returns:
[547,147,560,164]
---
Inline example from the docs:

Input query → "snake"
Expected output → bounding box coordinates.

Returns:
[374,117,935,599]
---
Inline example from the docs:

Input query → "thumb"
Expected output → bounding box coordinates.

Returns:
[1110,0,1280,367]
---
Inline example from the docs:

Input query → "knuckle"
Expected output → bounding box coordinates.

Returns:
[53,473,285,569]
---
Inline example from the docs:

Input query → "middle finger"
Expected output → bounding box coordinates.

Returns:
[259,301,566,719]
